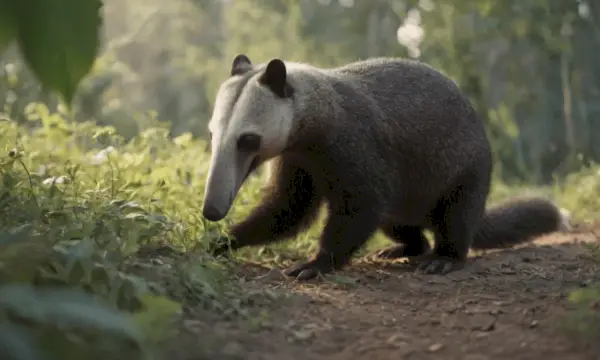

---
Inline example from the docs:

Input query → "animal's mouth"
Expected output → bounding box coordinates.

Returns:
[242,156,261,183]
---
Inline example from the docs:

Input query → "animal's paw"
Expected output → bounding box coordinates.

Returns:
[283,256,335,281]
[415,254,465,274]
[207,235,238,258]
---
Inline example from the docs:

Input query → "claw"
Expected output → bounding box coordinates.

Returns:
[415,254,465,274]
[283,257,334,281]
[296,268,320,281]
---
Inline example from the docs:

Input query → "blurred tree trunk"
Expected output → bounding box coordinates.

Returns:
[572,1,600,162]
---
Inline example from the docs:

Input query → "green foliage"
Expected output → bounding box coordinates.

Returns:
[553,165,600,222]
[0,0,16,53]
[561,255,600,344]
[0,285,142,360]
[1,0,102,105]
[1,0,598,183]
[0,107,251,359]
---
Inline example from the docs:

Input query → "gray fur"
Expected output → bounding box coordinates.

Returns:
[203,55,567,280]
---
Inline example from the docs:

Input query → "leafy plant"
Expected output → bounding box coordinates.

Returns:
[0,99,257,358]
[0,0,102,106]
[0,285,143,360]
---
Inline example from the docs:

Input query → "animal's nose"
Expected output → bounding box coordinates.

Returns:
[202,203,226,222]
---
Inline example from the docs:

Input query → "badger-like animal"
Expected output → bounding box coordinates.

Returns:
[202,54,569,280]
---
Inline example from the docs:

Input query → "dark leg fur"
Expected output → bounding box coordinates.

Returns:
[417,179,488,274]
[374,225,431,259]
[213,164,322,255]
[284,195,380,281]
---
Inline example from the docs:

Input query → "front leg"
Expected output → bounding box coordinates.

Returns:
[213,164,322,255]
[284,197,380,281]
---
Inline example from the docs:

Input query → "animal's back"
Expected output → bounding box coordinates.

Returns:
[329,57,487,144]
[307,58,493,221]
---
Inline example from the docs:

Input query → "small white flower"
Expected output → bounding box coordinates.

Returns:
[43,176,68,185]
[90,146,116,165]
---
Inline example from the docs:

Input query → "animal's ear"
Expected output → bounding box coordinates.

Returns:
[259,58,294,98]
[231,54,252,76]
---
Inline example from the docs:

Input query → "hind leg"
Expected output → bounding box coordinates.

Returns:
[374,225,431,259]
[418,183,487,274]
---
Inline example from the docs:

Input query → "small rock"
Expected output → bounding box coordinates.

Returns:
[150,258,164,265]
[471,315,496,332]
[183,319,202,332]
[257,268,285,282]
[387,333,408,344]
[446,306,459,314]
[529,320,539,328]
[479,321,495,332]
[382,318,397,326]
[428,343,444,352]
[291,329,314,341]
[221,342,244,356]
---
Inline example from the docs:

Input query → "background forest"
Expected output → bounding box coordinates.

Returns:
[4,0,600,184]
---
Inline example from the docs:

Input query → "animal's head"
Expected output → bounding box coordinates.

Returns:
[202,54,295,221]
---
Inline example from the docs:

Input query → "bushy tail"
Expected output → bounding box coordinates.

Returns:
[471,197,571,250]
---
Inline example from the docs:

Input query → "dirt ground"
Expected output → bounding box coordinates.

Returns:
[166,225,600,360]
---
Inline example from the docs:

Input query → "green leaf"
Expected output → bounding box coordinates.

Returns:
[0,323,47,360]
[0,285,142,342]
[0,224,33,248]
[67,259,88,285]
[134,295,182,343]
[0,1,16,53]
[65,237,96,260]
[119,202,148,215]
[109,199,127,207]
[123,213,151,224]
[117,279,134,309]
[90,265,112,291]
[13,0,103,105]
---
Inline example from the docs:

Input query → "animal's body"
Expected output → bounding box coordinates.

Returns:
[202,54,569,280]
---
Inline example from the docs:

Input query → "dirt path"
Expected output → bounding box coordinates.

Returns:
[167,229,600,360]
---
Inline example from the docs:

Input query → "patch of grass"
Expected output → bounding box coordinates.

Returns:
[560,282,600,346]
[0,103,267,359]
[553,166,600,223]
[536,166,600,345]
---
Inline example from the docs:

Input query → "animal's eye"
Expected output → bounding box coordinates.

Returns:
[237,133,261,152]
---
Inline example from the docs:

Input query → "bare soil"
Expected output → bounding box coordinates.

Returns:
[165,226,600,360]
